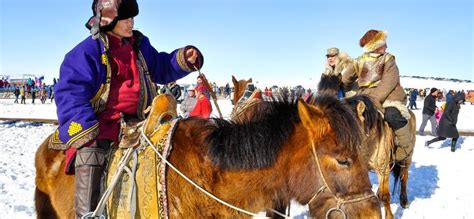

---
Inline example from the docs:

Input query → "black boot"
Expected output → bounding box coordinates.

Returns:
[75,147,106,218]
[451,139,457,152]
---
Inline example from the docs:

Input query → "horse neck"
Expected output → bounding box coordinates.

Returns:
[283,125,320,203]
[360,114,392,166]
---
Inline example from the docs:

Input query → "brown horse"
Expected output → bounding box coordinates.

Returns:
[230,75,267,124]
[231,75,252,106]
[232,77,414,218]
[308,94,416,219]
[35,95,381,218]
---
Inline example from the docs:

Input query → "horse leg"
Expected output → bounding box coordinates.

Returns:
[35,188,58,219]
[377,172,393,219]
[399,161,411,208]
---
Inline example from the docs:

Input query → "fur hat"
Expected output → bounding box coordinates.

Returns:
[430,88,438,95]
[85,0,139,38]
[359,29,388,53]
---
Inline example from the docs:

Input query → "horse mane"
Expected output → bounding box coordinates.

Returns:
[317,74,341,95]
[205,99,300,170]
[344,95,384,136]
[311,95,363,153]
[197,94,362,170]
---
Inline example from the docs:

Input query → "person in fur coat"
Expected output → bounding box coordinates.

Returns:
[317,47,353,98]
[341,29,413,161]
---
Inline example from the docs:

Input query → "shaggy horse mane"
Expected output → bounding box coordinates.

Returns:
[192,95,362,170]
[205,99,299,170]
[317,74,342,95]
[344,94,384,137]
[310,95,363,153]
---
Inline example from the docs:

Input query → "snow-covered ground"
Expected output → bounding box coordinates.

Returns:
[1,97,473,218]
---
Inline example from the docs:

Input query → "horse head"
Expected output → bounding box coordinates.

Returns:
[231,75,252,105]
[297,96,381,218]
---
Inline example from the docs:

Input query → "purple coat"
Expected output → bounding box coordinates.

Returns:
[53,31,202,149]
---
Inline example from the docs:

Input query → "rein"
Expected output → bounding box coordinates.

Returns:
[307,142,377,219]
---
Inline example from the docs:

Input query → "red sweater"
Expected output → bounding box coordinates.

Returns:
[190,95,212,119]
[97,34,140,143]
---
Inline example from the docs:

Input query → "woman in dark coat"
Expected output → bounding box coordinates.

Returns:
[425,93,464,152]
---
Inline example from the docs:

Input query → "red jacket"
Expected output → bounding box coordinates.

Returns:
[190,95,212,119]
[97,34,141,143]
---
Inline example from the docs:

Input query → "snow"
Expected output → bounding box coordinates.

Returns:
[1,96,473,218]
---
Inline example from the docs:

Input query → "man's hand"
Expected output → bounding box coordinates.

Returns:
[185,48,199,65]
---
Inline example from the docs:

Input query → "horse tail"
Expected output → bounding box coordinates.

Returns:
[391,162,402,195]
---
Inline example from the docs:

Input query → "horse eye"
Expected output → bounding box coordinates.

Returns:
[336,159,351,167]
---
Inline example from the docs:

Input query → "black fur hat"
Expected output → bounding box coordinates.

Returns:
[85,0,139,38]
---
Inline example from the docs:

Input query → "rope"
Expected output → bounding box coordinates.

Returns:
[86,147,136,218]
[308,141,377,218]
[122,149,138,218]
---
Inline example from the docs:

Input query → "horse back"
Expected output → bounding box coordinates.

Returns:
[35,134,75,219]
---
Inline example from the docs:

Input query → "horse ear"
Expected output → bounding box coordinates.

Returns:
[356,101,366,123]
[232,75,237,84]
[297,99,329,140]
[248,78,252,83]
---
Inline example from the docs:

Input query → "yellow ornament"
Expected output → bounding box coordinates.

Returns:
[68,122,83,136]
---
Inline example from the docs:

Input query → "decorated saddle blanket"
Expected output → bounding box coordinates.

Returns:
[105,94,178,219]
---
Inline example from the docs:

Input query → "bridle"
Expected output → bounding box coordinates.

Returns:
[307,142,378,219]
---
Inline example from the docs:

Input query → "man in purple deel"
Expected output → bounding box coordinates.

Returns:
[52,0,203,217]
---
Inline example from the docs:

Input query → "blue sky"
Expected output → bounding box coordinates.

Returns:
[1,0,473,85]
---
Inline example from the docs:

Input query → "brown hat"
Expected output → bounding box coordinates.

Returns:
[359,29,388,53]
[326,47,340,57]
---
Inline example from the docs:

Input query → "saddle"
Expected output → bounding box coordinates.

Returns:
[106,94,178,219]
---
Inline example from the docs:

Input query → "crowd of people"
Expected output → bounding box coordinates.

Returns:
[1,78,57,104]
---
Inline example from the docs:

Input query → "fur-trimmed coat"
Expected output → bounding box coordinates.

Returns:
[342,52,406,107]
[318,53,352,95]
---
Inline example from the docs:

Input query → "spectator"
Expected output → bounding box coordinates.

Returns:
[304,89,312,103]
[20,86,26,104]
[14,86,20,103]
[419,88,438,136]
[446,90,454,103]
[31,89,37,104]
[49,86,55,103]
[190,85,212,119]
[224,83,231,99]
[408,89,418,110]
[40,86,47,104]
[180,85,197,118]
[425,93,464,152]
[196,75,210,99]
